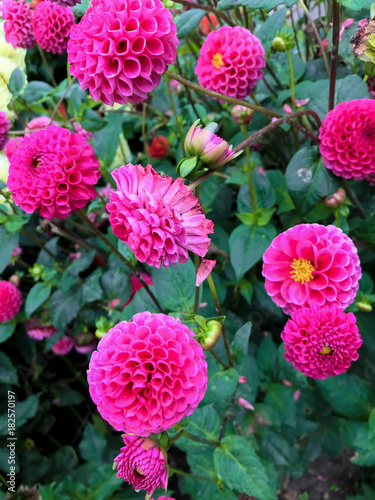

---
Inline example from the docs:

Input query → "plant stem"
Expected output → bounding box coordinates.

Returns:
[175,426,220,447]
[169,467,211,481]
[287,50,296,109]
[165,74,185,155]
[21,227,60,265]
[77,210,164,312]
[50,77,77,123]
[265,61,284,90]
[341,179,367,219]
[193,186,201,315]
[207,274,234,368]
[209,348,230,370]
[172,0,234,26]
[242,125,258,212]
[329,0,340,111]
[169,429,184,443]
[142,103,150,162]
[37,45,57,87]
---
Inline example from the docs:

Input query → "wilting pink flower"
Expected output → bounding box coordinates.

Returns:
[262,223,361,314]
[25,317,57,340]
[107,164,213,268]
[33,1,75,54]
[196,26,265,101]
[0,280,22,322]
[238,397,254,411]
[281,305,362,379]
[25,116,58,136]
[87,312,208,435]
[317,475,325,481]
[68,0,178,106]
[123,272,153,307]
[8,125,101,219]
[339,18,354,42]
[196,258,216,287]
[5,138,20,161]
[73,122,94,141]
[0,112,10,151]
[295,98,310,107]
[114,435,168,496]
[2,0,35,49]
[238,376,247,384]
[52,335,74,355]
[231,105,254,126]
[319,99,375,181]
[74,331,96,354]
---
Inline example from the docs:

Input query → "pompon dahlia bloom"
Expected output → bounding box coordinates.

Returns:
[107,164,213,268]
[2,0,36,49]
[114,435,168,495]
[319,99,375,180]
[25,116,58,136]
[0,112,10,150]
[196,26,265,101]
[281,305,362,379]
[87,312,208,435]
[68,0,178,106]
[0,280,22,322]
[25,317,57,340]
[262,223,361,314]
[7,125,101,219]
[52,335,74,355]
[32,1,75,54]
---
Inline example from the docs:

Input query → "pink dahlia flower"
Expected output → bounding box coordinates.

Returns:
[319,99,375,180]
[281,305,362,379]
[5,138,20,161]
[0,112,11,151]
[262,223,361,314]
[73,122,94,141]
[67,0,178,106]
[7,125,101,219]
[0,280,22,322]
[25,317,57,340]
[25,116,58,136]
[107,164,214,268]
[2,0,36,49]
[87,312,208,435]
[114,435,168,495]
[32,1,75,54]
[52,335,74,355]
[196,26,265,101]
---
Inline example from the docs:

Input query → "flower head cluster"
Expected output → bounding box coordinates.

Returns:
[52,335,74,355]
[281,305,362,379]
[0,112,10,151]
[0,280,22,322]
[319,99,375,182]
[2,0,35,49]
[33,1,75,54]
[196,26,265,101]
[87,312,208,435]
[262,223,361,314]
[25,317,57,340]
[68,0,178,105]
[114,435,168,495]
[107,164,213,268]
[7,125,101,219]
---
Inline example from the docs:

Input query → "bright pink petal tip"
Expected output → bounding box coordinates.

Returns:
[0,280,22,322]
[196,258,216,287]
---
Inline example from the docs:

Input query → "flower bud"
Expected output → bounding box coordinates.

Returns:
[199,320,222,351]
[231,105,254,126]
[272,36,286,52]
[9,274,20,287]
[323,187,346,207]
[356,301,372,312]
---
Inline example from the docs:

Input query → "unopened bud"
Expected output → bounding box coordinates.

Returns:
[9,274,20,287]
[356,301,372,312]
[197,319,222,351]
[323,187,346,207]
[272,36,286,52]
[231,105,254,126]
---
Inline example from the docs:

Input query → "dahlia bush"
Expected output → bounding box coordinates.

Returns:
[2,0,375,499]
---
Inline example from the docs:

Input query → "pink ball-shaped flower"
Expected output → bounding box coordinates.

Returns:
[107,164,214,268]
[0,280,22,322]
[87,312,208,435]
[7,125,101,219]
[68,0,178,106]
[32,1,75,54]
[196,26,265,101]
[319,99,375,180]
[262,223,361,314]
[25,116,58,136]
[114,435,168,495]
[25,317,57,340]
[0,112,11,151]
[2,0,36,49]
[281,305,362,379]
[52,335,74,355]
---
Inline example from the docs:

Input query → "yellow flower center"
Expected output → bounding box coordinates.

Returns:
[212,53,224,70]
[290,258,314,284]
[135,467,144,476]
[319,344,332,355]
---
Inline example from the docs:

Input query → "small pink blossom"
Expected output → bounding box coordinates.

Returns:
[0,280,22,322]
[295,98,310,107]
[109,298,121,308]
[238,376,248,384]
[238,397,254,411]
[257,166,266,176]
[25,117,58,136]
[74,332,96,354]
[52,336,74,355]
[11,245,23,257]
[25,317,57,340]
[196,259,216,287]
[283,104,292,114]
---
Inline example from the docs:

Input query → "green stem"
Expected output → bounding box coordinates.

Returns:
[37,45,57,87]
[169,429,184,443]
[169,467,210,482]
[207,274,234,368]
[286,50,295,109]
[341,179,367,219]
[242,125,258,212]
[193,185,201,315]
[21,227,60,265]
[165,74,185,155]
[209,348,230,370]
[175,425,220,447]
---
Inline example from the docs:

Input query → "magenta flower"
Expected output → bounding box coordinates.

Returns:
[73,122,94,141]
[7,125,101,220]
[25,116,58,136]
[68,0,178,106]
[2,0,35,49]
[25,317,57,340]
[107,164,213,268]
[52,335,74,355]
[5,138,20,161]
[114,435,168,496]
[87,312,208,435]
[319,99,375,181]
[262,223,361,314]
[0,112,11,151]
[0,280,22,323]
[196,26,265,101]
[33,1,75,54]
[281,305,362,379]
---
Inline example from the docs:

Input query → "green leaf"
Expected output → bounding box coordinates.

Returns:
[353,218,375,244]
[93,114,128,167]
[218,0,295,12]
[82,272,103,303]
[0,322,16,343]
[21,451,50,485]
[101,266,131,302]
[231,321,251,365]
[352,409,375,465]
[44,446,78,482]
[56,389,84,407]
[22,81,54,102]
[204,368,239,407]
[264,383,297,427]
[0,352,18,384]
[229,224,277,280]
[285,146,338,216]
[181,477,238,500]
[0,227,19,273]
[25,282,52,317]
[8,67,26,100]
[267,170,295,214]
[50,289,82,330]
[214,435,276,500]
[176,405,221,453]
[79,423,106,463]
[336,0,373,11]
[175,9,205,39]
[4,214,28,233]
[257,336,278,376]
[0,394,40,435]
[152,260,195,313]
